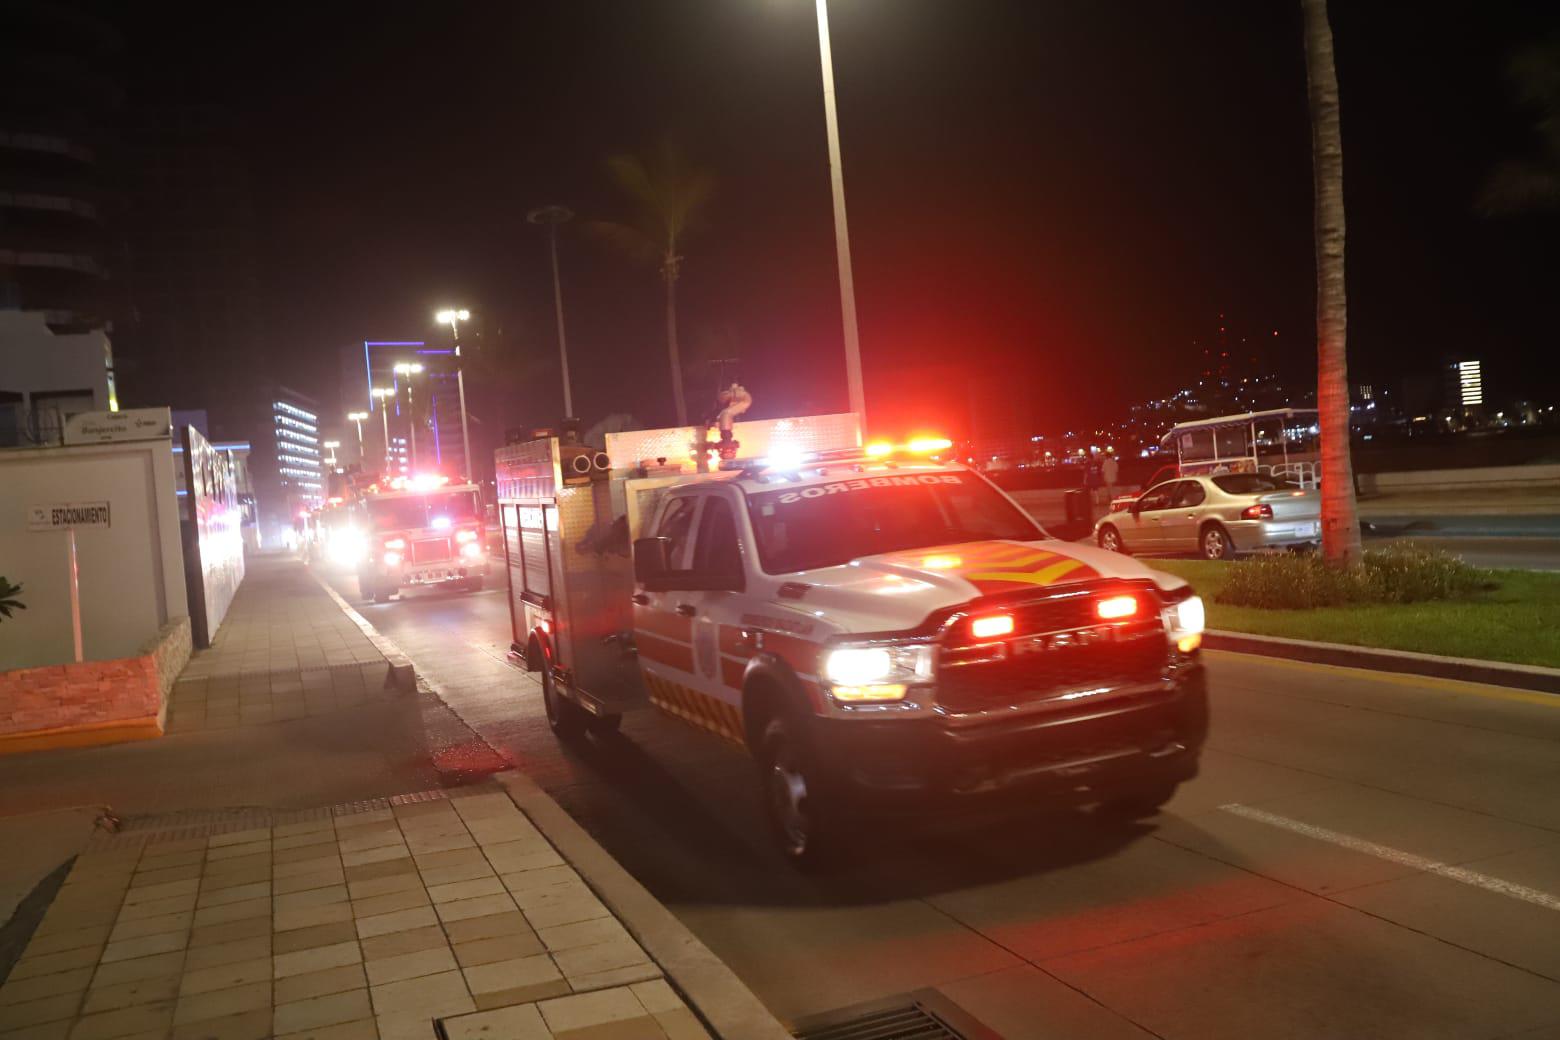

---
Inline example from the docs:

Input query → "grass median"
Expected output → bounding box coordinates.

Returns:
[1148,558,1560,669]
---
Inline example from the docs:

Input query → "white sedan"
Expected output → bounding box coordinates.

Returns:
[1094,473,1321,559]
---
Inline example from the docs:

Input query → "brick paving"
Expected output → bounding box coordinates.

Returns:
[167,559,397,735]
[0,785,706,1039]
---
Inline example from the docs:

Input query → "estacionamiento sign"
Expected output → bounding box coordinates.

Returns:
[27,502,112,530]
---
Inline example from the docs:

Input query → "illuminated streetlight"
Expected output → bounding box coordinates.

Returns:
[393,363,425,470]
[435,308,474,481]
[370,387,395,472]
[814,0,866,426]
[347,410,369,461]
[323,440,340,468]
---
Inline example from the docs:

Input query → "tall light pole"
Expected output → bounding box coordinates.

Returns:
[323,440,340,469]
[815,0,867,427]
[347,411,368,464]
[393,362,425,471]
[370,387,395,473]
[527,205,575,419]
[436,308,474,481]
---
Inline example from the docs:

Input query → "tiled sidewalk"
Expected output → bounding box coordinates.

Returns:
[0,786,706,1039]
[167,559,403,735]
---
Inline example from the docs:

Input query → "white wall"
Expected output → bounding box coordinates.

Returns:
[0,439,187,669]
[0,310,113,410]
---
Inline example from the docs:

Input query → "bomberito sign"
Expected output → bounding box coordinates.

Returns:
[62,408,171,445]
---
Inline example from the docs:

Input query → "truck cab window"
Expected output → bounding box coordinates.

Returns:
[692,497,742,577]
[657,497,699,570]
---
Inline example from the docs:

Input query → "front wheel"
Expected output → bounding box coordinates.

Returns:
[541,666,588,740]
[758,713,836,871]
[586,713,622,736]
[1200,523,1234,560]
[358,573,378,603]
[1098,524,1126,554]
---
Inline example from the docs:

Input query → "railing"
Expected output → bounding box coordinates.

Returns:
[1262,461,1319,489]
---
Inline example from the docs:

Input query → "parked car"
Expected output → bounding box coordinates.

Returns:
[1095,473,1321,559]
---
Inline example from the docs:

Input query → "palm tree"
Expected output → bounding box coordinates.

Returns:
[1302,0,1361,565]
[587,141,714,427]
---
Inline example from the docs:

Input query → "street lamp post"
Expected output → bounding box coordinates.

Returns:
[347,411,368,463]
[527,205,575,419]
[323,440,340,469]
[370,387,395,473]
[393,362,425,471]
[435,308,474,481]
[814,0,867,427]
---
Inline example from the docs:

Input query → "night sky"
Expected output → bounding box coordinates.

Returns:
[125,1,1559,442]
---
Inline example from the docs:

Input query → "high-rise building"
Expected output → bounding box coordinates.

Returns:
[233,385,323,545]
[0,3,122,332]
[350,340,469,481]
[1447,360,1484,415]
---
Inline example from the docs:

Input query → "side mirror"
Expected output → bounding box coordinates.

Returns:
[633,537,671,585]
[1129,499,1143,515]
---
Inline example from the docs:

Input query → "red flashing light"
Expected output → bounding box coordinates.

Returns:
[970,614,1014,640]
[1096,595,1138,620]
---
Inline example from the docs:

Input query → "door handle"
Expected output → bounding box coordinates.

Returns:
[630,593,649,606]
[675,604,696,618]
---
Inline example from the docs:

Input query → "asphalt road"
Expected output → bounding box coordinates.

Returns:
[326,568,1560,1039]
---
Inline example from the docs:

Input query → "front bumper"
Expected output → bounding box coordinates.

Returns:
[371,562,486,587]
[809,661,1207,807]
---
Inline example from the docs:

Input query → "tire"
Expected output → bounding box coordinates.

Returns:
[541,666,588,740]
[358,573,377,603]
[1200,523,1234,560]
[464,576,485,592]
[1098,524,1127,554]
[757,711,836,870]
[586,713,622,736]
[1097,782,1179,820]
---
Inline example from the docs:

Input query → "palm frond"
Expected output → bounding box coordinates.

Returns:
[582,219,664,268]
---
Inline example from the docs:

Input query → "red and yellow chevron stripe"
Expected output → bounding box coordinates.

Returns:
[642,670,745,746]
[879,540,1099,594]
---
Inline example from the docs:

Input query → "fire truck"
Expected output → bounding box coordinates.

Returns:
[496,412,1207,867]
[348,474,489,602]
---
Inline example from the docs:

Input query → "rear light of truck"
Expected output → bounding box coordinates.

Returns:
[1096,594,1138,620]
[1241,504,1274,520]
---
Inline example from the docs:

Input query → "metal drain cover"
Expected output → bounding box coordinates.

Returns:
[792,991,999,1040]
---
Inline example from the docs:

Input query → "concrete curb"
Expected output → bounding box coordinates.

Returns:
[308,568,417,691]
[1204,629,1560,694]
[493,770,792,1040]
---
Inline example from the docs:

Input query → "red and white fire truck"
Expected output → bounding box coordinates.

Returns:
[496,413,1207,867]
[348,474,489,603]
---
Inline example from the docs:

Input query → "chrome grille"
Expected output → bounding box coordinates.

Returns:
[936,589,1168,714]
[412,538,452,564]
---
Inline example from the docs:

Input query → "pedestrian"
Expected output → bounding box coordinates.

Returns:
[1102,452,1120,509]
[1085,456,1103,513]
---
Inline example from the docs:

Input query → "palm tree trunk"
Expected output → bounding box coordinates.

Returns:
[1302,0,1361,566]
[664,266,689,427]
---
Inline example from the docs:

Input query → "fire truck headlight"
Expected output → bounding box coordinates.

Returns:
[824,648,892,685]
[823,643,933,704]
[1166,595,1205,653]
[326,527,367,567]
[459,540,483,560]
[383,550,403,567]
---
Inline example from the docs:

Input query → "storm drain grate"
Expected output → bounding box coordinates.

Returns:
[793,1004,966,1040]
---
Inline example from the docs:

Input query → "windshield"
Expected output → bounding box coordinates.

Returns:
[745,471,1043,574]
[1212,474,1293,495]
[367,490,480,530]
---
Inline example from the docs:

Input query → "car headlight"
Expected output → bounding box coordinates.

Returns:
[1166,594,1205,653]
[821,643,933,703]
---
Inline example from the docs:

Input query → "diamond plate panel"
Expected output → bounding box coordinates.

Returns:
[605,412,861,470]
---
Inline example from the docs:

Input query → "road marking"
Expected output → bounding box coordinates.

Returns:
[1204,649,1560,709]
[1220,803,1560,912]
